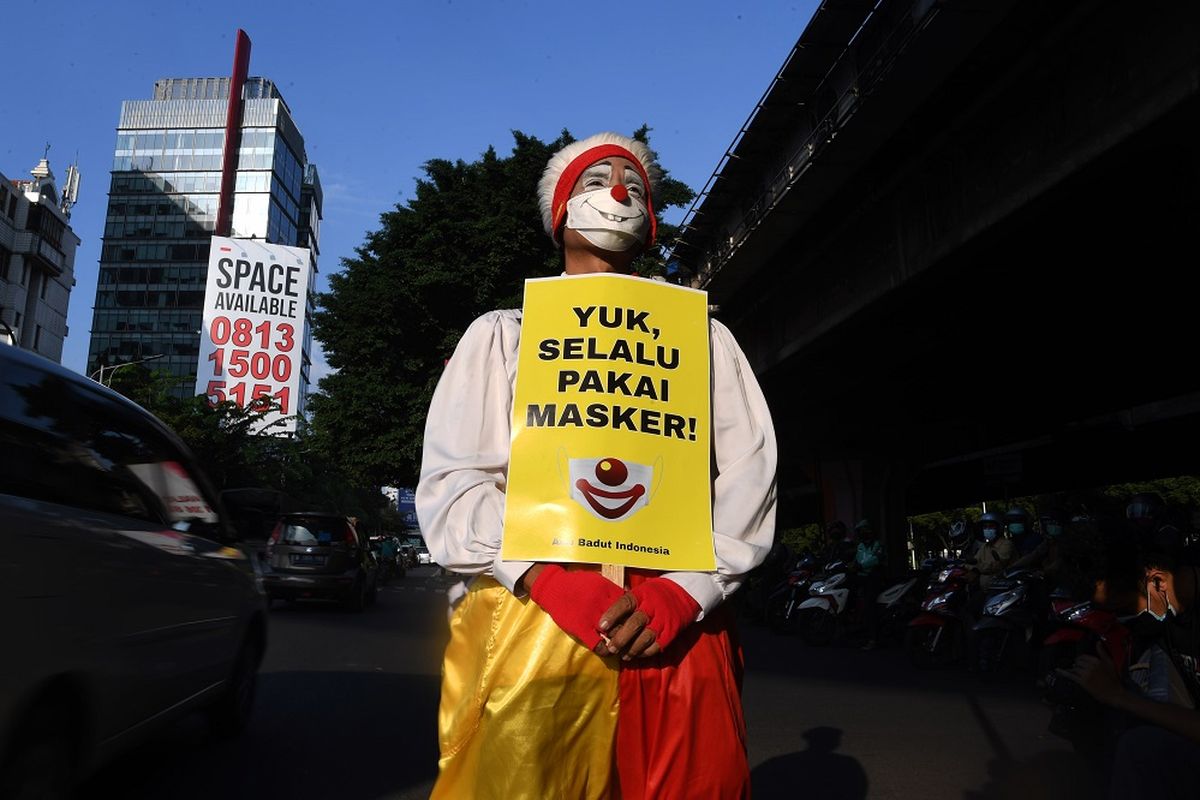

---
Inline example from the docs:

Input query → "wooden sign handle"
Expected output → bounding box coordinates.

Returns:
[601,564,625,588]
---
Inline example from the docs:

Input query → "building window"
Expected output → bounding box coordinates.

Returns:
[26,206,65,250]
[40,276,50,300]
[34,325,42,350]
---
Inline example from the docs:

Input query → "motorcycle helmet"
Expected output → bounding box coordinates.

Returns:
[1125,492,1183,554]
[824,520,847,541]
[854,519,875,539]
[1125,492,1165,527]
[979,511,1002,542]
[1039,506,1067,538]
[948,519,970,548]
[1004,506,1031,537]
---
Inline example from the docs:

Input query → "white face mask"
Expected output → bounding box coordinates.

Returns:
[1145,580,1177,622]
[565,188,649,252]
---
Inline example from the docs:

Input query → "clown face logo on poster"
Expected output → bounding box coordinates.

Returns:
[501,274,715,571]
[567,454,659,522]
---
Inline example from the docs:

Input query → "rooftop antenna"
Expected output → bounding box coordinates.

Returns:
[61,156,80,219]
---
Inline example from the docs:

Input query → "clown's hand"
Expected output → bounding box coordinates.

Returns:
[599,578,701,660]
[529,564,625,651]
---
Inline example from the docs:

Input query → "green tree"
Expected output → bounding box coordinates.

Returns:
[108,366,288,490]
[105,367,386,521]
[310,127,694,488]
[1100,478,1200,514]
[778,523,824,556]
[905,478,1200,558]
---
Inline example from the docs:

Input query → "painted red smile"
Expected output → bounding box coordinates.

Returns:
[575,479,646,520]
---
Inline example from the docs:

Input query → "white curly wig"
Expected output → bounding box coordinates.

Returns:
[538,132,662,244]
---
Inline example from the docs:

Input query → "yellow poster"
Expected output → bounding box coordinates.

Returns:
[501,273,715,571]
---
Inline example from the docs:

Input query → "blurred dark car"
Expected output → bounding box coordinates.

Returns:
[0,345,267,799]
[261,513,379,610]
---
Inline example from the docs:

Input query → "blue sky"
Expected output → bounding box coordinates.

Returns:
[5,0,819,378]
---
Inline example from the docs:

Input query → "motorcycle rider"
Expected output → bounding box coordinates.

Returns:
[1127,491,1184,561]
[821,520,855,567]
[1005,506,1042,560]
[1058,538,1200,799]
[381,534,399,570]
[948,518,972,556]
[1010,506,1068,576]
[964,512,1017,666]
[854,520,885,650]
[970,512,1015,591]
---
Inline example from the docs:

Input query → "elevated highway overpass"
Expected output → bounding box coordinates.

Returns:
[671,0,1200,553]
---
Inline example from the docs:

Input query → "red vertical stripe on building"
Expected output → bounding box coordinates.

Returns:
[216,29,251,237]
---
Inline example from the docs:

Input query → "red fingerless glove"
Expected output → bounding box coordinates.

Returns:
[631,577,701,651]
[530,565,625,650]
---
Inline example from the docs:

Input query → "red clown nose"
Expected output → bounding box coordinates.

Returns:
[610,185,629,203]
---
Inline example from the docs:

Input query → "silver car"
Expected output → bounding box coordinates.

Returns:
[0,345,267,798]
[261,513,379,609]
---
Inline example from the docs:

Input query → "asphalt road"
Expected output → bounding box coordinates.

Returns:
[83,567,1100,799]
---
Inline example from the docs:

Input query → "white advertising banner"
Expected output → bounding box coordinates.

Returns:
[194,236,310,435]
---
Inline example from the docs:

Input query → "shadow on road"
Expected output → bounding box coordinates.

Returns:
[962,751,1101,800]
[959,692,1102,800]
[82,670,440,800]
[752,726,868,800]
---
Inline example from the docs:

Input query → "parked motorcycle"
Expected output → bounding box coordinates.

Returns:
[795,560,855,646]
[972,568,1046,673]
[905,560,973,667]
[1038,592,1132,759]
[765,554,818,634]
[875,556,943,644]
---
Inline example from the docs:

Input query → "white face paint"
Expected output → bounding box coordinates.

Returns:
[564,162,650,252]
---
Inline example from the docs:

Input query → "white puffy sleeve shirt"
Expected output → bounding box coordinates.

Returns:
[416,308,777,619]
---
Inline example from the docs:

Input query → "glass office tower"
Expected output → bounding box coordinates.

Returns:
[88,76,321,400]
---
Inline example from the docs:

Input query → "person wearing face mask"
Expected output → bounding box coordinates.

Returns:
[417,132,777,799]
[970,511,1015,590]
[1005,506,1043,559]
[1057,544,1200,800]
[853,520,885,650]
[1010,506,1067,576]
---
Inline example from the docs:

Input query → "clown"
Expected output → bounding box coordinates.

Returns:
[417,132,777,799]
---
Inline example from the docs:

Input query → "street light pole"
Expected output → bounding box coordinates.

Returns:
[89,353,166,387]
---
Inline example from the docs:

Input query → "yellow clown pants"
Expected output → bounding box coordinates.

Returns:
[432,577,621,800]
